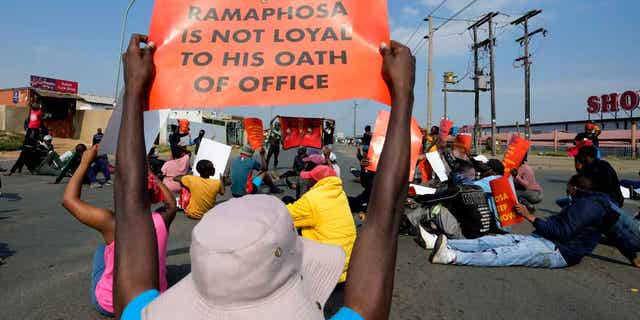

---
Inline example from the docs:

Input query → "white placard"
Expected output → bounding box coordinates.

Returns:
[621,186,631,199]
[193,138,231,180]
[426,151,448,182]
[473,155,489,163]
[99,92,168,155]
[410,184,437,195]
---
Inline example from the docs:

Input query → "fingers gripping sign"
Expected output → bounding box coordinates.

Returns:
[123,34,157,94]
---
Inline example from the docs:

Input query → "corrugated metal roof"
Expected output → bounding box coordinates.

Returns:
[78,94,114,105]
[33,88,79,99]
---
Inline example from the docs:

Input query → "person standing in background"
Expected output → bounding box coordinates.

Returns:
[323,120,335,147]
[93,128,104,145]
[266,121,282,169]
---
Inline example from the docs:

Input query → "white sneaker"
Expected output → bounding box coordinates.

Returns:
[90,183,102,189]
[419,225,438,250]
[429,235,456,264]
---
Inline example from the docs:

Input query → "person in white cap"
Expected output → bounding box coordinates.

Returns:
[114,35,415,320]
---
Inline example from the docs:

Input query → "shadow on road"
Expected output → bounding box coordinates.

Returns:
[166,264,191,287]
[587,253,632,267]
[546,178,569,184]
[0,193,23,201]
[0,243,16,265]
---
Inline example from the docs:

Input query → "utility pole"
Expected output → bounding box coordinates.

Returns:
[426,16,435,127]
[471,26,480,152]
[488,13,498,156]
[353,100,358,138]
[512,10,546,140]
[468,12,497,153]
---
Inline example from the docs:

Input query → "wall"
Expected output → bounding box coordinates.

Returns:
[0,88,31,107]
[0,105,30,132]
[74,109,113,142]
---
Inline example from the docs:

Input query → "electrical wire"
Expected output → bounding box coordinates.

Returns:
[434,0,480,31]
[405,0,449,45]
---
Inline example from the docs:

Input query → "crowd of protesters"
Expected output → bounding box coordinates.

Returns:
[1,33,638,320]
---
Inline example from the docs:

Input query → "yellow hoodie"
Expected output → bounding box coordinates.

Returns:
[287,176,356,282]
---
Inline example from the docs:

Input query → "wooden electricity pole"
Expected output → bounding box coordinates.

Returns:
[426,16,435,127]
[512,10,546,140]
[468,12,498,154]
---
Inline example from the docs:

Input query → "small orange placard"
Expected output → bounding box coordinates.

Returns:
[503,134,531,175]
[365,110,423,181]
[147,0,390,110]
[244,118,264,149]
[489,176,523,228]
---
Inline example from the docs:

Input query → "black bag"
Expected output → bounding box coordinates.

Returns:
[446,185,493,239]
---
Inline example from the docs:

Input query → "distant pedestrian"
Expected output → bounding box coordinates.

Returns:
[93,128,104,145]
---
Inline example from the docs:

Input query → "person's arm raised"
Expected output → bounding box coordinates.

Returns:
[114,34,158,318]
[61,144,114,243]
[343,41,415,320]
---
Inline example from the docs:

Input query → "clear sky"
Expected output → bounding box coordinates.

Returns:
[1,0,639,135]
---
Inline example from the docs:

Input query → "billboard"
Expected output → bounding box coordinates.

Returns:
[30,75,79,94]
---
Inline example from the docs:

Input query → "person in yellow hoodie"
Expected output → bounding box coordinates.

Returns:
[287,164,356,283]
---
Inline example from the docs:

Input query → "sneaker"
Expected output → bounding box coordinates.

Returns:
[418,225,438,250]
[103,181,113,187]
[429,235,456,264]
[90,183,102,189]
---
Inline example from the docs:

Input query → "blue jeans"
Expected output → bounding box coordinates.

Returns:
[88,158,111,184]
[605,202,640,260]
[449,234,568,268]
[91,244,114,317]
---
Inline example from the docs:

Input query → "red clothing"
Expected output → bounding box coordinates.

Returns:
[515,164,542,192]
[28,109,43,129]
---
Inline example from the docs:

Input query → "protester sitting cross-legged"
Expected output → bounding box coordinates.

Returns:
[231,144,280,197]
[513,153,543,211]
[575,145,624,207]
[174,159,224,219]
[160,150,190,195]
[286,164,356,283]
[113,35,415,320]
[430,174,617,268]
[61,144,176,317]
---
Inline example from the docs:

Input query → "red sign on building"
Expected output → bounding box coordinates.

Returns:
[30,75,78,94]
[587,90,639,113]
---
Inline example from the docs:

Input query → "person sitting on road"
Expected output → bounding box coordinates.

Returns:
[112,35,415,320]
[160,150,191,195]
[429,174,617,268]
[230,145,281,197]
[575,145,623,207]
[513,153,543,211]
[286,165,356,283]
[54,144,87,184]
[174,159,224,220]
[61,144,176,317]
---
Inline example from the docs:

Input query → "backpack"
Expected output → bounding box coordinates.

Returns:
[446,185,493,239]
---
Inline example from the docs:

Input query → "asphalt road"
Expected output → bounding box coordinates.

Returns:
[1,145,639,320]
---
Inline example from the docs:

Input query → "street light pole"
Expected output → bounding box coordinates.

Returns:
[113,0,137,105]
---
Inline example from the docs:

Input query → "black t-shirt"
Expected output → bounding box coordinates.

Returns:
[361,132,372,146]
[323,127,334,145]
[583,160,624,207]
[93,133,104,145]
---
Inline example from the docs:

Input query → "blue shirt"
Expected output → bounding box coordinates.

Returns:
[122,290,363,320]
[230,156,261,196]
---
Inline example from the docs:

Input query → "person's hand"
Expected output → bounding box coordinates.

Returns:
[259,147,266,155]
[81,145,99,165]
[380,41,416,98]
[417,154,427,161]
[123,34,156,95]
[514,204,535,222]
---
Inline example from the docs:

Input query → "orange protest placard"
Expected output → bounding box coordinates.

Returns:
[280,116,323,150]
[365,110,422,181]
[489,176,523,228]
[244,118,264,149]
[502,134,531,175]
[147,0,390,110]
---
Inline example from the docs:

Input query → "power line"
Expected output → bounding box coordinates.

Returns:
[413,38,427,52]
[435,0,480,31]
[405,0,448,45]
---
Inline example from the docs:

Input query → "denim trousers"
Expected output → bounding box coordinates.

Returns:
[449,234,568,268]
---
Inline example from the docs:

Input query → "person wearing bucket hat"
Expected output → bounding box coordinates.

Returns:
[115,36,414,320]
[287,165,355,283]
